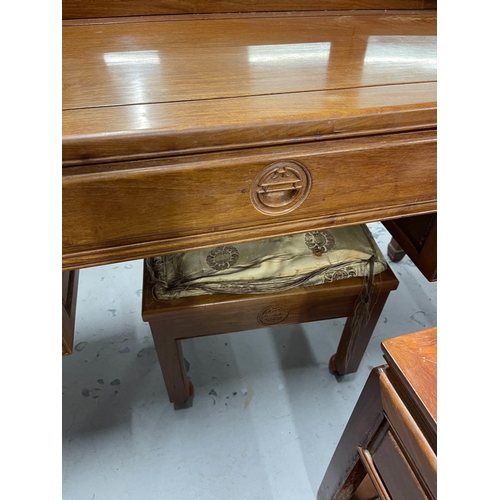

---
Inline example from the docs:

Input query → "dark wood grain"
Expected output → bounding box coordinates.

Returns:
[63,1,437,20]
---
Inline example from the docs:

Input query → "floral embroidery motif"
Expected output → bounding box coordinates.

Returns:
[206,245,239,270]
[304,231,336,255]
[323,267,357,282]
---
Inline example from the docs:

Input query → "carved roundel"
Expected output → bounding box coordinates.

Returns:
[250,160,312,216]
[206,245,239,270]
[258,306,290,325]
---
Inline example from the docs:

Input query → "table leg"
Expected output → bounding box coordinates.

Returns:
[387,237,406,262]
[62,270,79,356]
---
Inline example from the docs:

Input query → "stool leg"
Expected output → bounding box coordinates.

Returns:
[149,321,192,404]
[331,292,390,375]
[387,237,405,262]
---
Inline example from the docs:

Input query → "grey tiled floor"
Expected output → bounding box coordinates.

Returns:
[62,222,436,500]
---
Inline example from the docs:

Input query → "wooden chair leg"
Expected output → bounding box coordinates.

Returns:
[317,367,384,500]
[387,237,405,262]
[149,321,192,404]
[330,292,390,375]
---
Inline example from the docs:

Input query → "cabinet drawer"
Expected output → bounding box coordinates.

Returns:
[63,130,436,269]
[380,371,437,498]
[372,430,428,500]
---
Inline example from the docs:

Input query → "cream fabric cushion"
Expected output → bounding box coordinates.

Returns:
[146,225,387,300]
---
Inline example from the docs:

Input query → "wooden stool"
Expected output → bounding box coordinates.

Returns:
[142,263,399,404]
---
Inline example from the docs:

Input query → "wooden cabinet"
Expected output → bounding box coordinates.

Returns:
[318,327,437,500]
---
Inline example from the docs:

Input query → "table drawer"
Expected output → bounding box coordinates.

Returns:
[63,130,436,270]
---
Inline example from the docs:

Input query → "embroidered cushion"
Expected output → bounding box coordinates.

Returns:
[146,225,387,300]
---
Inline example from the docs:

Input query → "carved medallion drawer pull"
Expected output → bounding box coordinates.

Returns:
[251,160,312,215]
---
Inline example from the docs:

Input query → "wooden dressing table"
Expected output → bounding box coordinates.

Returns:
[62,1,437,352]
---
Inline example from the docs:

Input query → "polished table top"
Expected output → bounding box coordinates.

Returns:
[62,10,436,271]
[63,12,436,165]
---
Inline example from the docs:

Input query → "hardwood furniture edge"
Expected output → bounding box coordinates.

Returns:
[381,329,437,398]
[384,367,437,442]
[62,103,437,166]
[381,327,437,437]
[62,0,437,20]
[142,266,399,320]
[63,128,436,174]
[379,369,437,498]
[62,122,437,167]
[62,202,436,271]
[382,366,437,455]
[62,9,437,26]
